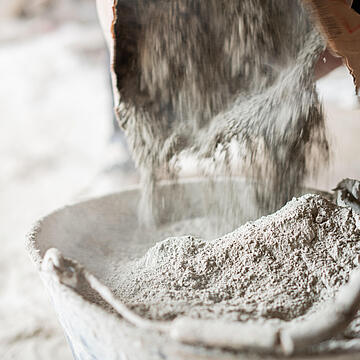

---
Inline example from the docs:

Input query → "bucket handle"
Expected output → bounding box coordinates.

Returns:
[42,247,360,355]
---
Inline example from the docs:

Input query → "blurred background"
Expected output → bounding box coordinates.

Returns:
[0,1,359,359]
[0,1,137,359]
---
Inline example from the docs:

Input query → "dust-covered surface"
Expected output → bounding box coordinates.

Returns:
[0,2,114,359]
[113,195,360,332]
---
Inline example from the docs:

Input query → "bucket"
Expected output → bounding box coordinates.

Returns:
[26,179,360,360]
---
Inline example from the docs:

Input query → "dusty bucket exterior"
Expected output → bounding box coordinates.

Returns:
[26,180,360,360]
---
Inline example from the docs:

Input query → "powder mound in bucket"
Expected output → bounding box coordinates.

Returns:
[113,194,360,322]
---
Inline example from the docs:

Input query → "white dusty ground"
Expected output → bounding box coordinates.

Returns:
[0,11,137,360]
[1,8,360,359]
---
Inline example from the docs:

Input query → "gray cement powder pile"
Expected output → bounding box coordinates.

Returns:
[107,0,360,348]
[112,195,360,333]
[112,0,329,225]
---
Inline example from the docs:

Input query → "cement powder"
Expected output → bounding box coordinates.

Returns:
[112,194,360,329]
[108,0,359,349]
[112,0,329,225]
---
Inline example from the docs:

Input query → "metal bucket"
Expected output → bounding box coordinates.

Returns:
[26,179,360,360]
